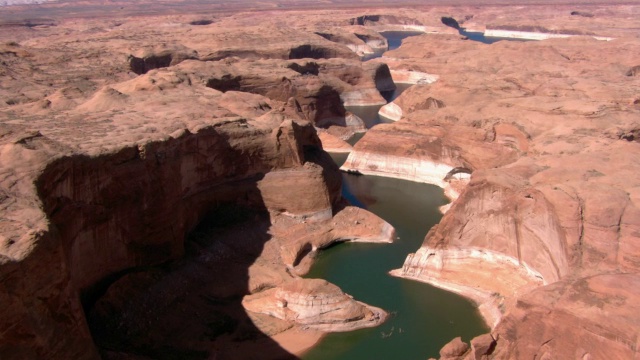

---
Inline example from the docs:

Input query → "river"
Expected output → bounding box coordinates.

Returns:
[303,153,488,359]
[302,30,490,360]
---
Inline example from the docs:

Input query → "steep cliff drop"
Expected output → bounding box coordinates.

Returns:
[351,31,640,359]
[0,28,397,358]
[2,4,640,360]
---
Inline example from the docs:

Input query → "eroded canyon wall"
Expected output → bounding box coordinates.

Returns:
[367,32,640,358]
[0,18,397,356]
[0,112,340,358]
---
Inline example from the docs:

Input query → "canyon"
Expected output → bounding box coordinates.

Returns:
[1,1,640,359]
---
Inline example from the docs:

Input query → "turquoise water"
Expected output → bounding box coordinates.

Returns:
[304,31,490,359]
[303,154,489,360]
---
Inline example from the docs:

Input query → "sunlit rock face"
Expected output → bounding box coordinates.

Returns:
[243,278,387,332]
[377,29,640,359]
[2,2,640,359]
[0,17,400,358]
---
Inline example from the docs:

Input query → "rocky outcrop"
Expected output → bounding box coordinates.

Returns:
[179,58,390,126]
[317,131,353,153]
[433,275,640,360]
[347,14,433,33]
[242,278,386,332]
[348,14,422,27]
[439,337,470,360]
[389,70,439,85]
[341,120,518,194]
[626,65,640,76]
[379,85,446,121]
[491,274,640,359]
[377,33,640,357]
[128,48,198,75]
[378,101,402,121]
[0,39,395,357]
[314,27,388,59]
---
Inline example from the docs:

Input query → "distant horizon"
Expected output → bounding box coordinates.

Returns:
[3,0,640,23]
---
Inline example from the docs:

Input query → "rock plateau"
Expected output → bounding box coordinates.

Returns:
[1,1,640,360]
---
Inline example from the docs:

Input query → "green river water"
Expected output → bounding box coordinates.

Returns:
[302,154,488,360]
[302,31,489,359]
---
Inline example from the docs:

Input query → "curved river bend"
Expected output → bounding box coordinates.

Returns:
[303,155,489,359]
[300,30,523,359]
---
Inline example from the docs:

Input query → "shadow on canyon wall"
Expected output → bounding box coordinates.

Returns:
[35,127,306,359]
[86,204,297,360]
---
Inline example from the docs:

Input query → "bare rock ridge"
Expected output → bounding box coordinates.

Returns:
[128,50,197,75]
[2,4,640,360]
[313,28,388,59]
[0,19,402,358]
[243,278,387,332]
[343,28,640,359]
[191,58,393,124]
[2,92,393,358]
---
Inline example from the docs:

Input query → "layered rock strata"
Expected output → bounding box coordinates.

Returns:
[363,32,640,358]
[0,24,396,358]
[313,27,388,59]
[243,278,387,332]
[378,85,445,121]
[341,120,516,200]
[3,4,640,360]
[484,28,613,41]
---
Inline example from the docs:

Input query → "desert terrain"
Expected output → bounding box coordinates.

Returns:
[1,0,639,359]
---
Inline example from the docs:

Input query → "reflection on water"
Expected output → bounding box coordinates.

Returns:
[305,28,492,359]
[459,30,531,44]
[329,152,348,167]
[346,105,384,129]
[381,82,413,103]
[345,82,410,131]
[303,174,489,360]
[380,31,425,51]
[361,30,422,62]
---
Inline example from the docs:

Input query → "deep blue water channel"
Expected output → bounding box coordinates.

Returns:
[301,153,489,360]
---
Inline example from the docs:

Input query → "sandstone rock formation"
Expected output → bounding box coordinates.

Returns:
[0,14,400,359]
[368,30,640,359]
[243,278,386,332]
[317,131,354,153]
[313,27,388,59]
[439,337,470,360]
[2,2,640,360]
